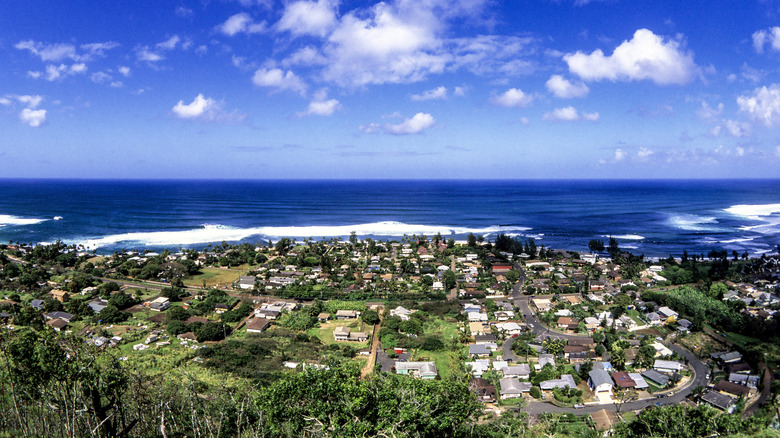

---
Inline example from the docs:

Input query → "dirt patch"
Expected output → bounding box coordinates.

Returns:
[677,332,729,359]
[634,328,662,337]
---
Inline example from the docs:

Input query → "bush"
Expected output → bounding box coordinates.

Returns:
[530,387,542,399]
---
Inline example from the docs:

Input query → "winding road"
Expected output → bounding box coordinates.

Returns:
[507,283,708,415]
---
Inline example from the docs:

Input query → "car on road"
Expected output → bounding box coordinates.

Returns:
[667,392,675,397]
[573,404,585,409]
[654,401,663,407]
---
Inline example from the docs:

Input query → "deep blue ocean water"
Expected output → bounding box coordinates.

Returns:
[0,179,778,258]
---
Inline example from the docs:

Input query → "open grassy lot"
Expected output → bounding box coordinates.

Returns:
[182,267,242,288]
[422,316,459,343]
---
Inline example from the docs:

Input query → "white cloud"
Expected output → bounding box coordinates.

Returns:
[776,146,780,157]
[319,2,447,86]
[20,108,46,127]
[490,88,532,108]
[737,83,780,127]
[411,86,447,101]
[15,40,76,61]
[545,74,589,98]
[385,112,435,135]
[5,95,46,127]
[637,147,654,159]
[118,66,131,77]
[361,112,436,135]
[38,63,87,81]
[277,0,337,37]
[137,48,163,62]
[156,35,181,51]
[613,148,626,161]
[15,40,118,63]
[724,120,750,138]
[252,68,307,94]
[543,106,599,122]
[91,71,112,84]
[298,98,341,116]
[696,101,723,122]
[16,95,43,109]
[752,27,780,53]
[172,94,218,119]
[564,29,696,85]
[219,13,266,36]
[171,94,245,123]
[454,86,466,96]
[283,46,328,66]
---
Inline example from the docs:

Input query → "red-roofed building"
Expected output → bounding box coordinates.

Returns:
[611,372,636,389]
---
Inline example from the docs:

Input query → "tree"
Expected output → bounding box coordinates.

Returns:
[166,305,190,322]
[196,322,231,342]
[588,239,605,253]
[467,233,477,247]
[443,270,457,290]
[97,304,128,324]
[608,237,620,257]
[542,338,565,356]
[400,319,422,336]
[361,309,380,325]
[609,346,626,371]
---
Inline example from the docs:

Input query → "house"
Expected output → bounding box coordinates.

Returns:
[46,318,68,331]
[654,360,684,373]
[470,378,497,402]
[714,380,750,398]
[540,374,577,390]
[50,289,69,302]
[729,373,760,389]
[501,364,531,379]
[536,354,556,370]
[348,331,368,342]
[646,312,662,325]
[701,391,736,413]
[44,311,74,322]
[468,312,488,322]
[494,322,523,335]
[333,326,351,341]
[336,310,359,320]
[611,372,636,389]
[651,342,673,357]
[726,362,752,374]
[238,276,256,290]
[147,297,171,312]
[246,317,271,334]
[317,312,330,322]
[589,369,613,394]
[557,317,579,330]
[657,306,678,321]
[395,361,437,379]
[30,299,44,310]
[255,308,281,320]
[390,306,412,320]
[474,333,497,344]
[628,372,649,389]
[499,378,532,399]
[88,298,108,313]
[676,319,693,331]
[214,303,231,314]
[711,351,743,364]
[465,360,490,378]
[469,344,491,357]
[641,369,670,387]
[531,298,552,312]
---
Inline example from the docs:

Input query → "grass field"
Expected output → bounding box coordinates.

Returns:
[183,267,242,289]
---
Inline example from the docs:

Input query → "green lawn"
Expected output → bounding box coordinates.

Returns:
[423,316,459,343]
[182,267,241,289]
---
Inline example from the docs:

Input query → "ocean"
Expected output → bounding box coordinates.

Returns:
[0,179,778,258]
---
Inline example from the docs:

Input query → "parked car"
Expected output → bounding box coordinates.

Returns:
[573,404,585,409]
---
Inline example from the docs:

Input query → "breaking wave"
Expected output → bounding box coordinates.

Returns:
[0,214,48,227]
[77,221,530,249]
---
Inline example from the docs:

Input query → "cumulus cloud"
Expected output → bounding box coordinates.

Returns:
[20,108,46,127]
[277,0,337,37]
[136,35,186,63]
[219,13,266,36]
[171,94,245,123]
[33,63,88,81]
[385,112,436,134]
[252,68,307,94]
[545,74,589,98]
[737,83,780,127]
[118,66,131,77]
[361,112,436,135]
[564,29,696,85]
[411,86,447,101]
[489,88,532,108]
[298,98,341,116]
[752,27,780,53]
[319,2,447,86]
[543,106,599,122]
[172,94,217,119]
[613,148,626,161]
[2,94,46,127]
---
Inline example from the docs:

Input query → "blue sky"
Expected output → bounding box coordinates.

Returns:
[3,0,780,179]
